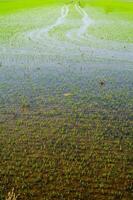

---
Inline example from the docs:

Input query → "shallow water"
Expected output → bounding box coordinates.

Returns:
[0,4,133,113]
[0,2,133,200]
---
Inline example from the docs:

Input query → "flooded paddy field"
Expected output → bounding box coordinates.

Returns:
[0,1,133,199]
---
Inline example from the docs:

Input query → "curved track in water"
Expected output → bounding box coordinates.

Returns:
[0,4,133,200]
[21,4,133,62]
[0,3,133,62]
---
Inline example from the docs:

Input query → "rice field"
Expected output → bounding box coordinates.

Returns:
[0,0,133,199]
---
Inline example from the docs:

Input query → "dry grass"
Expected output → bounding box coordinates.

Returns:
[6,188,18,200]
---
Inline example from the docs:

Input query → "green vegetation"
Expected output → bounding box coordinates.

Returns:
[0,105,133,199]
[0,62,133,199]
[0,0,133,200]
[84,0,133,12]
[0,0,133,15]
[0,0,66,15]
[0,0,133,44]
